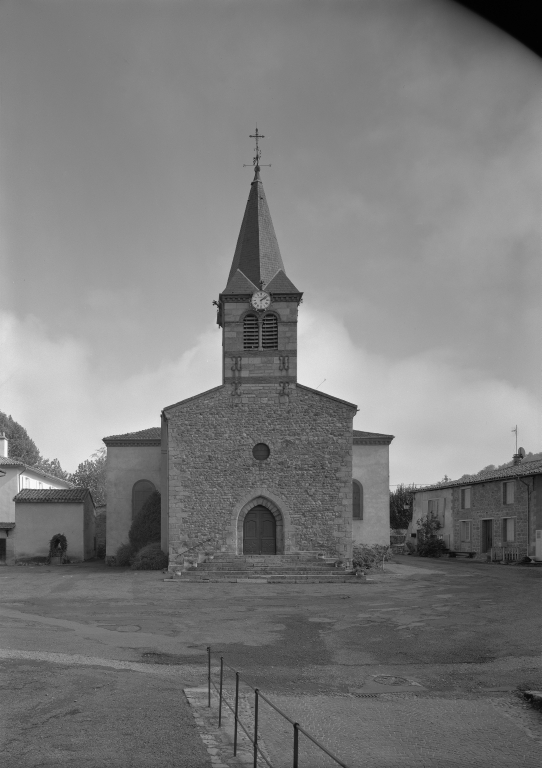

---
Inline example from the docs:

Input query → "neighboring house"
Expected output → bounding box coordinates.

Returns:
[12,488,96,563]
[0,433,74,564]
[411,454,542,561]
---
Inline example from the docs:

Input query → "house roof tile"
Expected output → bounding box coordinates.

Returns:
[353,429,395,445]
[102,427,161,446]
[0,455,73,486]
[416,458,542,492]
[14,488,91,504]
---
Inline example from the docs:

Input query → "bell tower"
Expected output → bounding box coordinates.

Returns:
[216,151,302,397]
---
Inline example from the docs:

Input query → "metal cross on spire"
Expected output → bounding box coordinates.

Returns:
[243,126,271,171]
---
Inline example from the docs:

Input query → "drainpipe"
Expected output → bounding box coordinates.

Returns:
[517,475,533,559]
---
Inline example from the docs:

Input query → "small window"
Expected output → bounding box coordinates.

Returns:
[502,517,515,542]
[460,487,471,510]
[460,520,472,542]
[429,498,445,526]
[353,481,363,519]
[261,314,278,349]
[503,481,515,505]
[243,314,259,349]
[252,443,270,461]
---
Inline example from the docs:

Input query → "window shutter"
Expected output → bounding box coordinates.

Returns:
[243,314,259,349]
[261,314,278,349]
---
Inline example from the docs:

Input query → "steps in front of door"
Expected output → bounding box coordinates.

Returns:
[168,553,366,583]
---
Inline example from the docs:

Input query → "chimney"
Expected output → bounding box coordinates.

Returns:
[0,432,7,458]
[513,447,525,466]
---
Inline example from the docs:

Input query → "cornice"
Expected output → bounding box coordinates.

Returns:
[353,437,394,446]
[103,439,161,447]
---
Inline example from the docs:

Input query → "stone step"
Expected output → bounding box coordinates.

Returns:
[196,564,337,572]
[167,574,364,584]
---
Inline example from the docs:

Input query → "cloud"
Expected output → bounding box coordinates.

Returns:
[298,308,542,485]
[0,310,221,471]
[1,308,540,483]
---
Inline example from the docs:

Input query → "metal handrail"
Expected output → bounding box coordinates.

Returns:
[207,646,351,768]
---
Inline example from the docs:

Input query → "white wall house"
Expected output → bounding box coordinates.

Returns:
[0,433,74,564]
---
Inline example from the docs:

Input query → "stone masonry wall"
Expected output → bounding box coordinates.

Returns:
[451,480,529,555]
[166,383,355,568]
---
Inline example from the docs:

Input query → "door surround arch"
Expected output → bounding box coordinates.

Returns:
[232,489,293,554]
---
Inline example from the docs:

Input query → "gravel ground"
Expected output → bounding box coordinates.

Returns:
[1,557,541,767]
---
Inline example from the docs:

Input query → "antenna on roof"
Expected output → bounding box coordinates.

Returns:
[511,425,518,454]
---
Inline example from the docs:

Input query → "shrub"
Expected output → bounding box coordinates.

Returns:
[115,542,134,567]
[352,544,392,570]
[416,512,448,557]
[129,490,161,553]
[130,542,168,570]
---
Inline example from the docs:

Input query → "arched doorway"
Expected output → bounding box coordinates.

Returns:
[243,505,277,554]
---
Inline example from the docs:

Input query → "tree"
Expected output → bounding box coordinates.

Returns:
[0,411,40,465]
[416,512,448,557]
[390,484,416,530]
[34,457,70,481]
[129,491,161,553]
[70,447,106,505]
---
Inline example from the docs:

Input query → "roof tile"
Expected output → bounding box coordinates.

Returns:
[14,488,91,504]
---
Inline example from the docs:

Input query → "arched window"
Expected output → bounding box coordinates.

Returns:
[243,314,259,349]
[353,480,363,519]
[261,314,278,349]
[132,480,156,520]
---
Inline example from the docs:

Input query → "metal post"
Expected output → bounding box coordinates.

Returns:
[207,646,211,708]
[234,672,240,755]
[253,688,259,768]
[293,722,299,768]
[219,656,224,727]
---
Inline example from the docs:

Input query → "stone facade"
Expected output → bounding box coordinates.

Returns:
[412,459,542,558]
[163,383,356,567]
[452,479,530,556]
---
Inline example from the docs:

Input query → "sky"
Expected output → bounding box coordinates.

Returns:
[0,0,540,485]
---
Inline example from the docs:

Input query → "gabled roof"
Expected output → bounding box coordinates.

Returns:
[353,430,395,445]
[0,455,73,486]
[221,269,259,295]
[223,168,296,294]
[102,427,161,447]
[415,458,542,493]
[14,488,92,504]
[264,269,300,295]
[296,383,357,411]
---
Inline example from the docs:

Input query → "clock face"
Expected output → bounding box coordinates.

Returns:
[251,291,271,310]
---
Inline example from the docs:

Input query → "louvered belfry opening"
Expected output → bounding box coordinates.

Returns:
[243,314,259,349]
[261,314,278,349]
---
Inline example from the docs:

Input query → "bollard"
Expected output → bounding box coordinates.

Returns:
[234,672,240,755]
[293,722,299,768]
[207,646,211,708]
[219,656,224,727]
[253,688,259,767]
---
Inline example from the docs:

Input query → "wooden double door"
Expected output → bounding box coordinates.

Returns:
[243,506,276,555]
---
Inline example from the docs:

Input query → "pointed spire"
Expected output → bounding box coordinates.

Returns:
[224,168,289,291]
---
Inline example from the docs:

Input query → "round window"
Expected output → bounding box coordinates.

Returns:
[252,443,270,461]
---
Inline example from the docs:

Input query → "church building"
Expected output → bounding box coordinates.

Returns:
[103,159,393,567]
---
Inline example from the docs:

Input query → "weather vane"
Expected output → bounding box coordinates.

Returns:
[243,126,271,170]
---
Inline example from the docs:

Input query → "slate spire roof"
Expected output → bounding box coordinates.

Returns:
[223,167,300,294]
